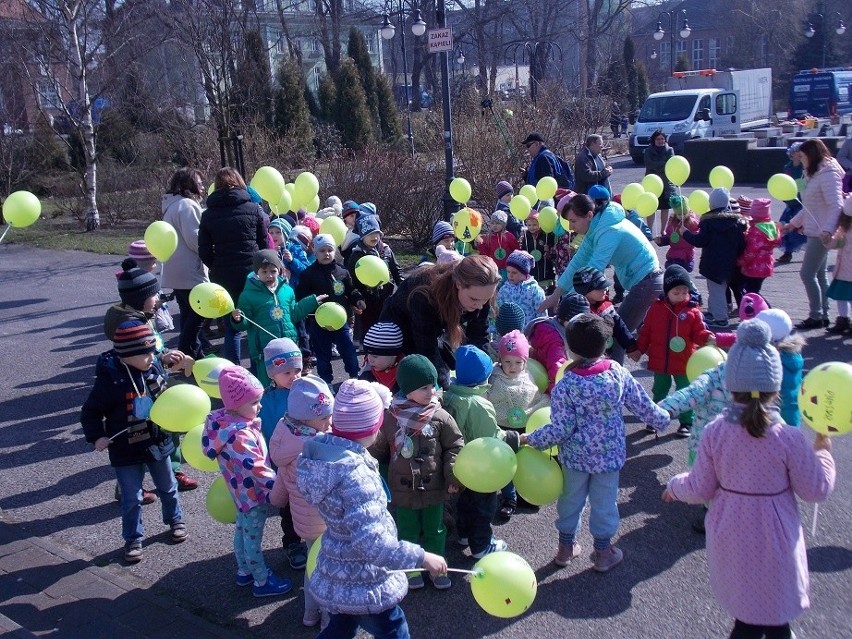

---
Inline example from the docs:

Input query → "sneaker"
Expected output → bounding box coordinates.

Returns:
[253,573,293,598]
[591,546,624,573]
[237,568,271,587]
[676,424,691,438]
[174,472,198,492]
[430,573,452,590]
[287,542,308,570]
[516,496,540,513]
[303,609,321,627]
[472,539,508,559]
[707,319,729,329]
[827,317,851,334]
[457,536,469,547]
[114,484,157,505]
[775,252,793,265]
[407,573,425,590]
[170,522,188,543]
[644,425,657,434]
[554,542,582,567]
[124,541,143,563]
[494,501,515,524]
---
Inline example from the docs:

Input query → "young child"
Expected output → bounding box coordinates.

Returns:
[735,198,782,300]
[359,321,404,393]
[476,211,519,276]
[339,200,362,262]
[127,240,174,336]
[443,345,519,558]
[296,379,448,636]
[268,375,334,626]
[520,212,555,284]
[486,330,549,522]
[346,214,404,341]
[632,265,715,437]
[663,319,834,639]
[81,320,188,563]
[203,366,293,597]
[495,180,523,237]
[776,142,806,264]
[522,314,670,570]
[755,309,806,427]
[231,250,322,388]
[572,266,637,355]
[370,355,464,591]
[295,234,365,385]
[285,225,314,290]
[654,194,699,272]
[524,292,588,393]
[682,187,747,329]
[268,218,293,264]
[496,250,545,326]
[825,199,852,335]
[421,221,457,263]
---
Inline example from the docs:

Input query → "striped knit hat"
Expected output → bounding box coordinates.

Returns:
[127,240,155,264]
[363,322,403,356]
[269,217,293,237]
[113,320,157,358]
[331,379,392,440]
[432,221,454,244]
[117,259,159,310]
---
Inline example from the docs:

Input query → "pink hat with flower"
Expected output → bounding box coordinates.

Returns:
[498,329,530,361]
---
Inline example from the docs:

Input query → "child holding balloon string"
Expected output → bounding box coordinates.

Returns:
[653,194,699,273]
[519,211,556,285]
[572,266,637,358]
[475,210,519,277]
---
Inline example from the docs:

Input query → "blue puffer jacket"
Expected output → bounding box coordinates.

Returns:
[557,203,660,293]
[779,347,804,427]
[296,433,424,615]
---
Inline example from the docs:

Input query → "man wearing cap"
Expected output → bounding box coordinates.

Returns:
[521,133,574,189]
[574,134,613,195]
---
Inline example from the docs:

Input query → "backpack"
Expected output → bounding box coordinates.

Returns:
[534,150,575,190]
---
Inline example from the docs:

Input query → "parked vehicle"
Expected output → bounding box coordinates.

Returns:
[629,68,773,164]
[789,68,852,118]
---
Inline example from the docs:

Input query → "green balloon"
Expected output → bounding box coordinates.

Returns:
[453,437,517,493]
[315,302,347,331]
[206,476,237,523]
[514,447,563,506]
[525,359,548,393]
[306,533,322,577]
[471,552,537,618]
[355,255,391,288]
[150,385,211,433]
[182,424,219,472]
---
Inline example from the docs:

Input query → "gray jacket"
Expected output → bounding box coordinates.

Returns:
[160,193,208,290]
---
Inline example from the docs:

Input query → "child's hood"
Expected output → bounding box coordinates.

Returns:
[205,408,259,457]
[777,332,806,354]
[447,382,490,398]
[269,417,313,467]
[752,221,780,241]
[701,211,745,231]
[297,432,370,506]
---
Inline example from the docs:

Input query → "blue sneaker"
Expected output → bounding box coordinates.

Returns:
[253,573,293,598]
[236,568,270,587]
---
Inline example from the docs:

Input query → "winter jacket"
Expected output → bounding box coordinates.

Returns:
[284,239,313,289]
[682,210,747,284]
[160,194,208,290]
[557,203,661,293]
[643,144,676,203]
[198,188,267,303]
[525,146,573,188]
[379,264,491,390]
[346,240,404,331]
[789,158,844,236]
[625,210,654,242]
[658,214,699,269]
[295,260,363,321]
[476,231,519,271]
[202,409,276,513]
[738,220,782,279]
[268,418,326,540]
[667,406,834,626]
[524,317,569,393]
[231,273,318,386]
[573,146,612,195]
[527,359,670,473]
[296,433,425,615]
[519,229,555,281]
[495,202,523,238]
[485,367,549,430]
[837,137,852,172]
[636,297,714,376]
[496,277,546,327]
[369,406,464,509]
[443,383,518,450]
[80,351,174,467]
[258,384,290,444]
[590,298,637,353]
[825,229,852,283]
[779,336,806,427]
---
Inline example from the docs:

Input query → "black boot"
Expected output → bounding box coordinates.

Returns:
[775,252,793,265]
[827,316,851,334]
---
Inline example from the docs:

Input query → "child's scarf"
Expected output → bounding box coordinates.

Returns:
[390,396,440,461]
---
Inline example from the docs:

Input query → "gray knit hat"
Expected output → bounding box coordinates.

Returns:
[496,303,525,336]
[725,319,783,394]
[264,337,302,377]
[287,374,334,421]
[558,292,591,322]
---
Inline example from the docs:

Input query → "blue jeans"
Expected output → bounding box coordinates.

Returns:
[223,321,243,364]
[800,236,830,320]
[114,458,183,543]
[556,468,620,550]
[318,605,410,639]
[611,269,663,364]
[780,204,806,254]
[307,319,360,385]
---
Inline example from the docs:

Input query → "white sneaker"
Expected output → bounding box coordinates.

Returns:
[457,536,469,547]
[472,539,507,559]
[303,609,321,627]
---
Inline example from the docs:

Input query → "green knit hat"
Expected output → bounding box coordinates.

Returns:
[396,355,438,396]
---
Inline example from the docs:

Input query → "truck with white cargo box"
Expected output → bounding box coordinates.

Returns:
[629,68,773,164]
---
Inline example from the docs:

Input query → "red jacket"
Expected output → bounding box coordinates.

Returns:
[636,298,713,375]
[476,231,519,270]
[737,221,782,279]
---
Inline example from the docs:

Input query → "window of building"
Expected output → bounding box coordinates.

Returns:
[36,81,60,109]
[708,37,720,68]
[366,33,376,54]
[659,42,669,68]
[345,0,354,10]
[726,36,734,54]
[676,39,687,58]
[276,31,286,53]
[692,39,703,70]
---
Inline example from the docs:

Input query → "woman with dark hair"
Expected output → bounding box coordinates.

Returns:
[161,168,208,360]
[199,167,268,363]
[380,255,500,389]
[784,138,844,329]
[643,130,675,236]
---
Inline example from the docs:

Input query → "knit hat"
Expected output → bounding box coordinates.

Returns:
[363,322,404,356]
[355,214,382,238]
[219,366,264,410]
[749,198,772,221]
[506,250,534,276]
[587,185,611,201]
[670,194,689,217]
[113,320,157,358]
[253,249,284,272]
[724,319,782,394]
[663,264,693,294]
[326,195,342,211]
[432,220,454,244]
[490,210,508,226]
[498,330,530,361]
[787,142,802,157]
[312,234,336,252]
[264,337,303,377]
[736,195,753,213]
[117,259,160,310]
[396,354,438,396]
[708,187,731,212]
[361,202,378,217]
[572,266,612,295]
[454,345,494,386]
[269,218,293,237]
[435,245,463,265]
[127,240,155,264]
[739,292,770,321]
[341,200,360,219]
[755,309,793,344]
[290,225,312,245]
[567,313,612,360]
[527,210,539,222]
[558,292,590,322]
[302,214,320,236]
[496,180,514,199]
[288,374,334,421]
[496,302,526,336]
[331,379,391,439]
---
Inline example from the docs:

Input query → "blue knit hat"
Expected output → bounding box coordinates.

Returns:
[587,185,611,201]
[288,375,334,421]
[506,250,534,276]
[725,319,782,394]
[454,345,494,386]
[355,214,382,238]
[495,303,526,336]
[432,221,454,244]
[558,292,590,322]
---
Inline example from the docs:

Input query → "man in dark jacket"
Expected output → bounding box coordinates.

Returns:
[574,134,613,195]
[522,132,574,189]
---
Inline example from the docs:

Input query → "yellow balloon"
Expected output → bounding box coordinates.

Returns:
[635,192,660,218]
[620,183,645,210]
[315,302,347,331]
[514,447,563,506]
[470,552,537,618]
[641,174,664,197]
[525,359,548,393]
[452,208,483,242]
[294,171,320,206]
[306,534,323,577]
[453,437,517,493]
[525,407,556,456]
[270,189,292,215]
[519,184,538,204]
[208,182,216,196]
[709,165,735,190]
[250,166,286,205]
[665,155,691,186]
[688,190,710,215]
[767,173,798,201]
[182,423,219,472]
[150,385,212,433]
[686,346,727,383]
[536,176,558,201]
[2,191,41,228]
[355,255,391,288]
[144,220,178,262]
[537,206,558,233]
[554,360,571,384]
[798,362,852,436]
[206,476,237,523]
[449,177,472,204]
[192,356,233,398]
[560,216,571,232]
[189,283,235,319]
[319,216,346,246]
[509,195,531,221]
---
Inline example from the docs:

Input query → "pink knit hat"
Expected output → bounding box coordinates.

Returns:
[331,379,391,440]
[127,240,155,263]
[749,198,772,221]
[739,293,770,321]
[218,366,264,410]
[498,329,530,361]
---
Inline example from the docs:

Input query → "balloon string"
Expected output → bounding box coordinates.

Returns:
[240,315,279,339]
[811,503,819,536]
[0,225,10,244]
[109,427,130,442]
[795,199,822,229]
[388,568,479,576]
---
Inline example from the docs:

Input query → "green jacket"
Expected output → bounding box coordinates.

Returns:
[443,383,504,444]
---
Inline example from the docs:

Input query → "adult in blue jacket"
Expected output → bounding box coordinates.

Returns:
[539,188,663,363]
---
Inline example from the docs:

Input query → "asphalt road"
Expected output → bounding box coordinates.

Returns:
[1,166,850,638]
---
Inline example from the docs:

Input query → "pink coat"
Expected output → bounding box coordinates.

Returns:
[268,420,326,541]
[525,318,568,393]
[825,230,852,283]
[667,411,835,625]
[737,221,782,278]
[662,214,699,265]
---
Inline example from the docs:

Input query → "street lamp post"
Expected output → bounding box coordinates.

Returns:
[653,10,691,78]
[436,0,456,219]
[804,10,847,67]
[380,4,426,160]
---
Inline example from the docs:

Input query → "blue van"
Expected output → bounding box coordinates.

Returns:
[789,68,852,118]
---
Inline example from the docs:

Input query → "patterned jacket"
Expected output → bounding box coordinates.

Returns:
[496,277,546,327]
[737,221,782,279]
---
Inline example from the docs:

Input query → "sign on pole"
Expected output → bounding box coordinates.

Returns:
[428,28,453,54]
